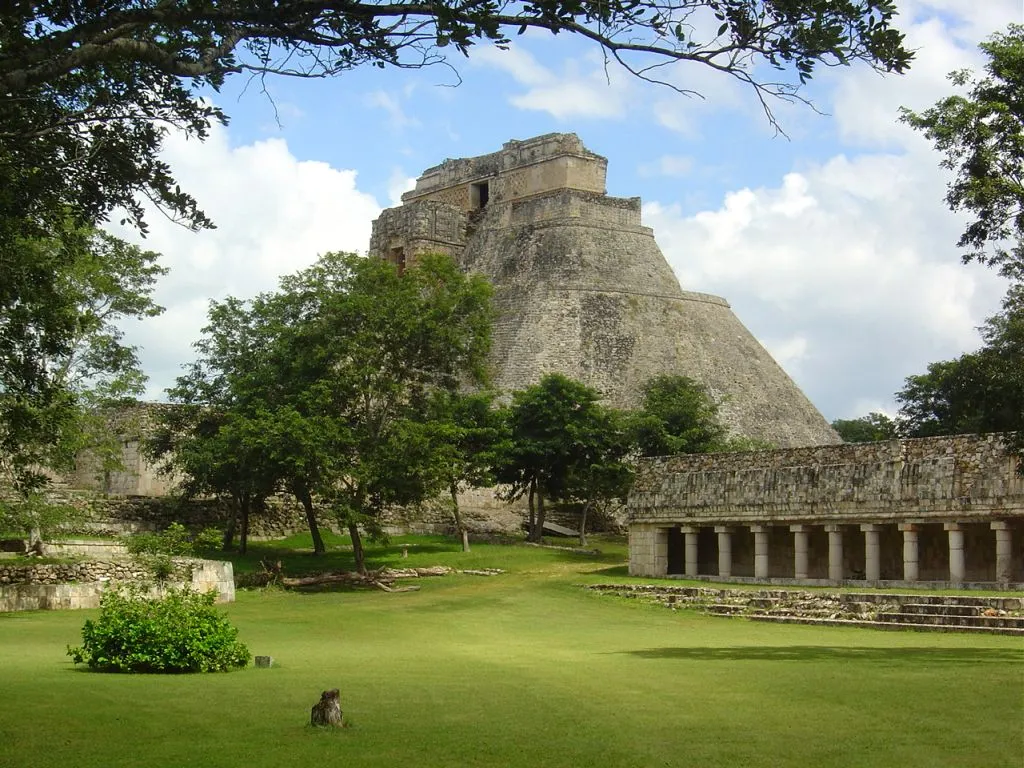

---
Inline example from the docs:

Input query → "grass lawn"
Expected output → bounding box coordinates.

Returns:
[0,535,1021,768]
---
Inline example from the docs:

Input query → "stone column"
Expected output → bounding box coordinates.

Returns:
[861,524,881,582]
[899,523,919,582]
[790,525,809,580]
[825,524,843,582]
[945,522,965,585]
[682,526,699,578]
[752,525,769,580]
[991,521,1013,585]
[715,526,733,578]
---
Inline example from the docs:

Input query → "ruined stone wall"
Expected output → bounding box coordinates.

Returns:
[0,558,235,612]
[367,200,468,263]
[403,133,607,212]
[629,434,1024,525]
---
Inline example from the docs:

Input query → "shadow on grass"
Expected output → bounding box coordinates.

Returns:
[584,565,630,577]
[622,646,1023,664]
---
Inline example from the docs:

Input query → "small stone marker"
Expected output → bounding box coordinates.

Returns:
[310,689,343,727]
[401,546,408,558]
[255,655,274,668]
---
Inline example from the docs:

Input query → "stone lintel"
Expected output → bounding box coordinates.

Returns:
[750,524,770,534]
[823,524,843,533]
[680,525,700,534]
[943,522,963,531]
[898,522,921,532]
[990,520,1012,531]
[714,525,734,534]
[789,524,809,533]
[859,523,881,533]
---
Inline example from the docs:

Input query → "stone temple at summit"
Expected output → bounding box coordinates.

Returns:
[369,133,838,448]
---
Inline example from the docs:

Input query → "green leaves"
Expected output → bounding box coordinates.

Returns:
[896,284,1024,438]
[67,585,250,674]
[160,252,494,567]
[901,24,1024,276]
[496,373,633,539]
[1,222,165,498]
[830,413,897,443]
[631,375,727,457]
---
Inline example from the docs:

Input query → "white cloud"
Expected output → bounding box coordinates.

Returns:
[827,5,1015,148]
[645,144,1008,420]
[473,47,631,119]
[387,168,417,207]
[639,1,1018,421]
[108,123,382,399]
[639,155,694,178]
[365,90,421,130]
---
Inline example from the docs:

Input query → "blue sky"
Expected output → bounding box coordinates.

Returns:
[112,0,1022,425]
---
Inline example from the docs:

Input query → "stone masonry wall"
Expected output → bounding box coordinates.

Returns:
[629,434,1024,525]
[0,558,235,612]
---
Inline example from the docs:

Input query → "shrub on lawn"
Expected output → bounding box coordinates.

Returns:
[67,585,250,673]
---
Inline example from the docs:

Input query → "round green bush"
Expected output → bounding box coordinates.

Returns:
[67,586,250,673]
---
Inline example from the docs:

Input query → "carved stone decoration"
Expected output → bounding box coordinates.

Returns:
[310,688,343,727]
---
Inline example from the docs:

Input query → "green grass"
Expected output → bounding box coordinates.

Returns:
[1,535,1021,768]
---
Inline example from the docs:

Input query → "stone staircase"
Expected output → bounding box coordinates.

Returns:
[587,584,1024,636]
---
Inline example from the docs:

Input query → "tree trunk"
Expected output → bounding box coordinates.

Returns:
[348,523,365,574]
[527,479,536,540]
[221,507,237,551]
[532,491,546,543]
[295,485,326,555]
[450,482,469,552]
[579,502,590,547]
[238,495,250,555]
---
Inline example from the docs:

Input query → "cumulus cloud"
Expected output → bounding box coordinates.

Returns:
[646,144,1007,420]
[109,123,381,399]
[642,1,1018,421]
[472,47,631,120]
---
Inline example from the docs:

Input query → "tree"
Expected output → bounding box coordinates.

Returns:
[631,375,727,457]
[147,406,277,554]
[896,285,1024,438]
[560,407,634,547]
[831,412,897,443]
[497,373,630,543]
[1,224,164,503]
[1,2,913,485]
[168,252,492,571]
[428,390,509,552]
[900,24,1024,277]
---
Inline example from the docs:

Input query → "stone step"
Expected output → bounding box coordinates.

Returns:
[841,592,1023,610]
[876,612,1024,629]
[736,613,1024,637]
[899,603,982,617]
[705,604,744,615]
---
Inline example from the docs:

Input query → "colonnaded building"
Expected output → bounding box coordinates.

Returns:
[629,435,1024,588]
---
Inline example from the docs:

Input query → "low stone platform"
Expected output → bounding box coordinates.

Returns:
[0,558,235,612]
[587,584,1024,636]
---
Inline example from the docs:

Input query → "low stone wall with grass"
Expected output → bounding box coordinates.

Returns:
[0,558,235,613]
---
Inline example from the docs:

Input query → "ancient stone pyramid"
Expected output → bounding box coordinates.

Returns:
[369,133,838,448]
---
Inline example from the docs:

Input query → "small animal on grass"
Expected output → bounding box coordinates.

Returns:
[310,689,343,727]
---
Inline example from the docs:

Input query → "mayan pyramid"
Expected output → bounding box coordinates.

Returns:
[368,133,838,447]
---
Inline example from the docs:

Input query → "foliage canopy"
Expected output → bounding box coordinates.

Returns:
[901,24,1024,276]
